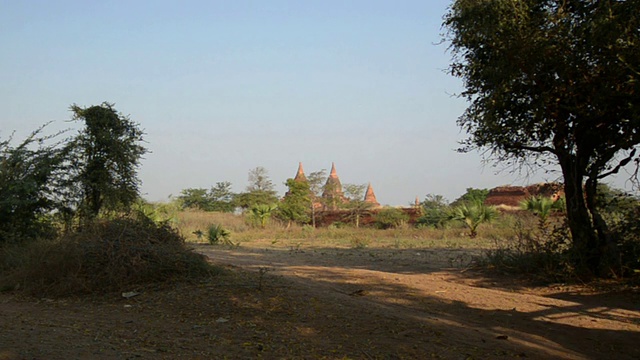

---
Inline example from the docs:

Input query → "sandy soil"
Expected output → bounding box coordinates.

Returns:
[1,244,639,359]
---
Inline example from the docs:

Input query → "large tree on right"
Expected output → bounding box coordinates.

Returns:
[444,0,640,276]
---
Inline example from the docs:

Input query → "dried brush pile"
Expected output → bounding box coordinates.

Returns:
[0,217,218,297]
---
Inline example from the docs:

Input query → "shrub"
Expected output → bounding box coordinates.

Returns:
[207,224,232,245]
[480,217,575,281]
[416,208,451,228]
[0,217,217,297]
[374,208,410,229]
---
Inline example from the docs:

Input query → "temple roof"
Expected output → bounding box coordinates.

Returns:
[293,162,307,182]
[323,162,344,197]
[364,183,380,207]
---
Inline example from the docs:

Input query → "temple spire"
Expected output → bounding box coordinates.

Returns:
[364,182,380,207]
[329,162,338,179]
[294,162,307,182]
[322,162,346,209]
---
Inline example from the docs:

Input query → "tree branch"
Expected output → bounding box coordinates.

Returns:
[597,148,637,180]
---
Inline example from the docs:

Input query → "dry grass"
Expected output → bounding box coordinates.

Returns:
[174,210,501,250]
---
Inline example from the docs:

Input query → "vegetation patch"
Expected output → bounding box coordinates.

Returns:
[0,217,218,297]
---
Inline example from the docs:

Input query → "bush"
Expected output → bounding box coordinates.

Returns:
[207,224,232,245]
[374,208,410,229]
[0,125,66,243]
[0,217,217,297]
[416,208,451,228]
[480,218,575,281]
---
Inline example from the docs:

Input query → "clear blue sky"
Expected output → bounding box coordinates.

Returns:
[1,0,633,205]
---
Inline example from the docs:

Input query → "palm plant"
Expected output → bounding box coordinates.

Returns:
[207,224,231,245]
[250,204,278,228]
[449,201,498,238]
[520,196,564,230]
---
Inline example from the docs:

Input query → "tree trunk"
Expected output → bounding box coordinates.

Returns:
[558,155,599,276]
[584,177,621,276]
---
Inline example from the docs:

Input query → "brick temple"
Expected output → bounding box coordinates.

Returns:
[291,162,381,210]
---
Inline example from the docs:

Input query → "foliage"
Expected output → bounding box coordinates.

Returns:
[416,194,451,228]
[520,195,564,230]
[449,201,498,238]
[206,224,232,245]
[594,185,640,274]
[178,182,236,212]
[132,199,179,226]
[342,183,373,228]
[307,169,327,227]
[236,167,278,210]
[0,124,68,243]
[374,208,410,229]
[69,102,147,221]
[481,217,574,281]
[208,181,236,212]
[178,188,211,210]
[277,178,311,227]
[249,204,278,228]
[246,166,275,193]
[235,190,279,210]
[444,0,640,275]
[450,188,489,207]
[0,217,216,297]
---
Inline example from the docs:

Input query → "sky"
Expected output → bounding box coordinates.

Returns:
[1,0,635,206]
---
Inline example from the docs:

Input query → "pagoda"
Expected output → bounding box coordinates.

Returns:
[293,162,307,182]
[363,183,380,208]
[322,162,347,210]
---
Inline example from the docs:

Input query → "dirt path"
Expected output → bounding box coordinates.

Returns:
[1,244,639,359]
[196,245,640,360]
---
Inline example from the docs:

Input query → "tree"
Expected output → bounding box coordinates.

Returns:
[417,194,451,228]
[0,124,67,241]
[246,166,275,192]
[178,188,212,210]
[277,178,311,228]
[236,167,278,210]
[178,182,236,212]
[69,103,147,220]
[307,169,327,227]
[450,188,489,207]
[444,0,640,275]
[209,181,236,213]
[343,183,373,228]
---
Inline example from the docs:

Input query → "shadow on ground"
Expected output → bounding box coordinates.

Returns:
[196,244,640,360]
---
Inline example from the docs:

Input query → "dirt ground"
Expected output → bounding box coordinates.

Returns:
[1,243,639,359]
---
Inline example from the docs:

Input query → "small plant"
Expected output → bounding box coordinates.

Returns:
[349,235,371,249]
[192,229,205,241]
[301,224,315,237]
[249,204,278,228]
[449,201,498,238]
[520,195,564,232]
[207,224,231,245]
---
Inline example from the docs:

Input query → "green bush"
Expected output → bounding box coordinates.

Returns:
[416,208,451,228]
[207,224,232,245]
[374,208,410,229]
